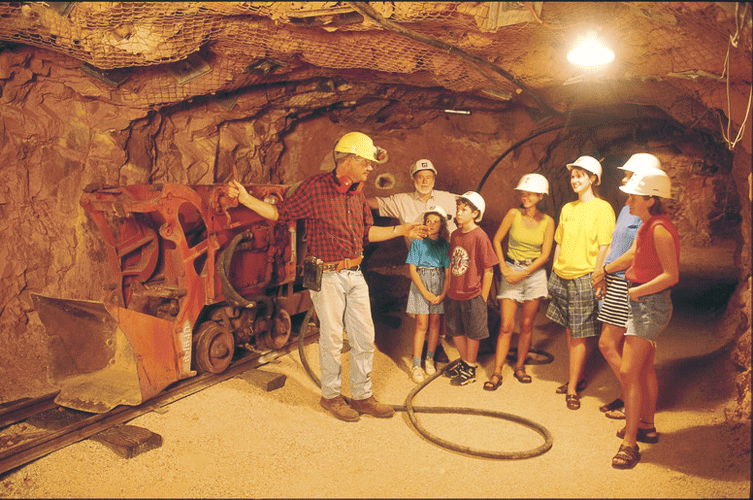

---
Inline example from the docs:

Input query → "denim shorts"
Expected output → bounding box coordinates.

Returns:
[497,263,549,303]
[625,289,673,343]
[445,295,489,340]
[406,267,446,315]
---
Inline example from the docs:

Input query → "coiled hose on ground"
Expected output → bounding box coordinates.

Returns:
[297,306,554,460]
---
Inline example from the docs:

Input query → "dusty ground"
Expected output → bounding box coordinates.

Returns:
[0,278,750,499]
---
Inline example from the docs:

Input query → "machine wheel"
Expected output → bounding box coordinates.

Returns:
[194,321,235,374]
[260,308,291,350]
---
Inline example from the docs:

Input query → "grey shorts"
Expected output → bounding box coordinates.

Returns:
[497,263,549,303]
[625,289,673,343]
[597,274,630,328]
[546,272,600,339]
[406,267,445,315]
[445,295,489,341]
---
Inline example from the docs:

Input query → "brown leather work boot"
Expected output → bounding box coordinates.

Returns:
[349,395,395,418]
[320,395,360,422]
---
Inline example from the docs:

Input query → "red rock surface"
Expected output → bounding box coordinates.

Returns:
[0,2,749,421]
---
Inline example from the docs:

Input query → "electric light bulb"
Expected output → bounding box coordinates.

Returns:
[567,36,615,67]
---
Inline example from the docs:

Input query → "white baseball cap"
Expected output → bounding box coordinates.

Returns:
[410,159,437,177]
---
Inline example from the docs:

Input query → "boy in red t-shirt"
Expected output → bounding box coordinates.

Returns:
[443,191,500,386]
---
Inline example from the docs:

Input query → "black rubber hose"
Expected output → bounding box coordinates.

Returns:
[506,348,555,365]
[476,123,570,194]
[218,231,254,308]
[297,306,553,460]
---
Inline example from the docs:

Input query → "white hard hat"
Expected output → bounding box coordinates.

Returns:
[457,191,486,222]
[566,156,602,185]
[514,173,549,194]
[620,168,672,198]
[414,205,450,224]
[334,132,388,163]
[619,153,662,173]
[410,159,437,177]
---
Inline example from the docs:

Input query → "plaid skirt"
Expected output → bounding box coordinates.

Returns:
[546,272,600,338]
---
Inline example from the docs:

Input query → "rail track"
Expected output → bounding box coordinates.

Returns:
[0,329,318,476]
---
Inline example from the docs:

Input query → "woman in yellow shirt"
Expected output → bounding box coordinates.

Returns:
[546,156,615,410]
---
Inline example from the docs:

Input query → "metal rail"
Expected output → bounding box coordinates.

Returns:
[0,330,318,476]
[0,392,60,429]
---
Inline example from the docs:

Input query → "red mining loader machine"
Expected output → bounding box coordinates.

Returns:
[32,182,312,413]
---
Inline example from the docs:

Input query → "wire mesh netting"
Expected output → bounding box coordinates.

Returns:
[0,1,749,120]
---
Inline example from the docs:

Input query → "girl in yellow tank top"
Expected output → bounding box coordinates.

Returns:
[487,174,554,390]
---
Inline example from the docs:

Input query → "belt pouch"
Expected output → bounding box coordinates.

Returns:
[303,255,323,291]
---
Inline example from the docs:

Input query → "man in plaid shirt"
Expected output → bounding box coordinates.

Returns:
[230,132,427,422]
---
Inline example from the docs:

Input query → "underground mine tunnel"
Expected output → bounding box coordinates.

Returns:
[0,2,750,496]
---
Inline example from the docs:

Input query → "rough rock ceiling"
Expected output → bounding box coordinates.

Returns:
[1,1,751,138]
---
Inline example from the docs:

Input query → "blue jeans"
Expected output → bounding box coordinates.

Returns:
[310,268,375,400]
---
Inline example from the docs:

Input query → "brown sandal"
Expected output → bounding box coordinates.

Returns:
[612,443,640,469]
[566,393,580,410]
[483,373,503,391]
[513,367,532,383]
[605,408,626,420]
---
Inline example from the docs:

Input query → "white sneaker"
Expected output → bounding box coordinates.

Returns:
[411,365,425,383]
[424,359,436,376]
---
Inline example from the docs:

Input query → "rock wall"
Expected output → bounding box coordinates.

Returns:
[0,46,750,420]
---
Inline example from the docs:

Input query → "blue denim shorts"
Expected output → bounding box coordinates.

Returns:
[497,263,549,303]
[625,289,673,343]
[406,267,446,315]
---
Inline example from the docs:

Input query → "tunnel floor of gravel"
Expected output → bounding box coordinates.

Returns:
[0,270,750,499]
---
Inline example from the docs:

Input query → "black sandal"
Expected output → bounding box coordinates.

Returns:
[483,373,503,391]
[556,379,586,394]
[617,424,659,444]
[600,398,624,413]
[612,443,640,469]
[513,367,532,383]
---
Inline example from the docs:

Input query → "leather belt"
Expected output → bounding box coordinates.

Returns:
[508,258,534,266]
[322,255,363,272]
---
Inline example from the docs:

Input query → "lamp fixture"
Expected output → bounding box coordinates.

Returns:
[567,35,614,67]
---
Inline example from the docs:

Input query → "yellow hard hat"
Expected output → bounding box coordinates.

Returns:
[334,132,388,163]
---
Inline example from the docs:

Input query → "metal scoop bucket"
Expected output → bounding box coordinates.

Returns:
[32,294,188,413]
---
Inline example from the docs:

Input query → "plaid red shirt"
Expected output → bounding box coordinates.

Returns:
[276,171,373,263]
